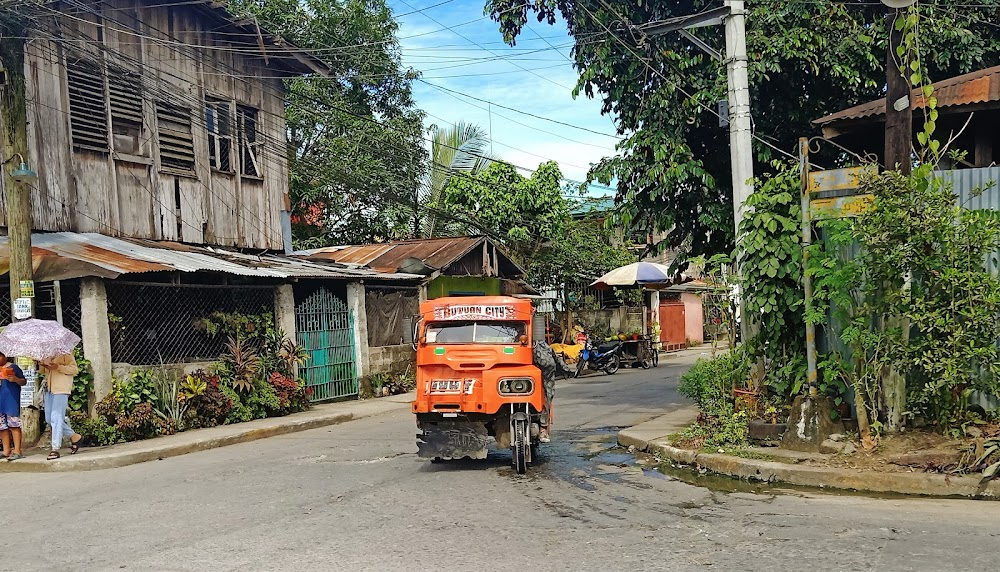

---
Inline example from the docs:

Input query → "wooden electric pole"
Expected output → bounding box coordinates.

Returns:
[884,7,912,174]
[1,65,40,443]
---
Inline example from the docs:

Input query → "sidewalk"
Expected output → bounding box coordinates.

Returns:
[619,408,1000,499]
[0,393,414,473]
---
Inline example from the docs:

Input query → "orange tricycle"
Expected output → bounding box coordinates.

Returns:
[411,296,548,474]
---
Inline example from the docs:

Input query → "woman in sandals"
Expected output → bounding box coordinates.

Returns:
[39,353,82,460]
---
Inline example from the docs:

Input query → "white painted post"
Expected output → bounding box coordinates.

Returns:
[80,277,113,412]
[346,281,370,380]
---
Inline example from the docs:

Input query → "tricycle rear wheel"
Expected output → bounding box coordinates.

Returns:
[513,418,529,474]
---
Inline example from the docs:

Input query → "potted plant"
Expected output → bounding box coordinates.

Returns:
[732,360,766,414]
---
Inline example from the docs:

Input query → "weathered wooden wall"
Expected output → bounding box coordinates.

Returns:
[4,0,289,250]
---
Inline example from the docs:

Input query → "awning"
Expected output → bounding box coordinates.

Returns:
[0,232,423,283]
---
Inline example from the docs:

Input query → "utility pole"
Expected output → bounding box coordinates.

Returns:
[1,60,41,443]
[641,1,755,338]
[884,5,912,175]
[723,0,755,236]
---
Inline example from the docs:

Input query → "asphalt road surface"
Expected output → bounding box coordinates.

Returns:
[5,349,999,571]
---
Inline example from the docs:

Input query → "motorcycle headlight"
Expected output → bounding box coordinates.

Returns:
[498,377,534,395]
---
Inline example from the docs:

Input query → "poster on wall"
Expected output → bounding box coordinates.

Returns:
[15,357,37,409]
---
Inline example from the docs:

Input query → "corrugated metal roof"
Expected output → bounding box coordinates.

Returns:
[814,65,1000,127]
[298,236,518,275]
[0,233,421,282]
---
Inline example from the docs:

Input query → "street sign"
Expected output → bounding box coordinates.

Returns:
[13,297,31,320]
[15,357,36,408]
[19,279,34,298]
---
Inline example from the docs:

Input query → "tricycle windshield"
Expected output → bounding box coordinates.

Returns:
[425,321,526,344]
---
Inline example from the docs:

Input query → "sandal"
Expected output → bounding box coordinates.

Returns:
[7,454,23,461]
[47,451,60,461]
[70,436,82,454]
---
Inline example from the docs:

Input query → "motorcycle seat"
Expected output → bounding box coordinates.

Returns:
[596,341,620,353]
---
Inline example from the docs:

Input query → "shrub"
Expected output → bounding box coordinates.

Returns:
[678,401,750,450]
[70,411,123,446]
[182,371,233,429]
[268,372,308,415]
[222,377,278,424]
[93,372,163,442]
[679,347,751,414]
[69,348,93,414]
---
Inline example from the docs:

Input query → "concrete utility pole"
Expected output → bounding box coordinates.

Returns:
[884,5,913,174]
[641,1,754,338]
[723,0,755,235]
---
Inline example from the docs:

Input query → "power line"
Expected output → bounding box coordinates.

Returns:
[579,0,800,163]
[418,79,623,140]
[395,0,577,93]
[15,3,600,236]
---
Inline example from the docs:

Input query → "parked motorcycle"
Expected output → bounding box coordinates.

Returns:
[574,335,623,377]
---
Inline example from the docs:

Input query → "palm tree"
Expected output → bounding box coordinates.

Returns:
[424,122,493,237]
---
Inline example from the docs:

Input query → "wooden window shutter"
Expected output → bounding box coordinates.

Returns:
[156,102,195,172]
[66,58,109,152]
[109,69,144,155]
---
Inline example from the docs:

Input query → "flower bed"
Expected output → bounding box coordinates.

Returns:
[71,313,310,447]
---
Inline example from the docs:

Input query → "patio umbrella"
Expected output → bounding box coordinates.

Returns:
[0,319,81,361]
[589,261,678,289]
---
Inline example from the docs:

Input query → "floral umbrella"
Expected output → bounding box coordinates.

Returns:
[0,319,81,361]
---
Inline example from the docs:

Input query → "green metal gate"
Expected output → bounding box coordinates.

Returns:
[295,285,358,401]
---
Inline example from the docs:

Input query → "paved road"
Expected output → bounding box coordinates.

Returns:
[4,348,999,571]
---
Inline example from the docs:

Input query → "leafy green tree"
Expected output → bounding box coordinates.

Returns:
[485,0,1000,259]
[439,160,570,263]
[425,122,494,238]
[230,0,427,247]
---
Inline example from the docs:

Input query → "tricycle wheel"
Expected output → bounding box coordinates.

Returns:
[513,418,529,474]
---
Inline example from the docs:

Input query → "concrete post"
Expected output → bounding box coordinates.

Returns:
[80,277,113,412]
[346,281,370,380]
[274,284,296,341]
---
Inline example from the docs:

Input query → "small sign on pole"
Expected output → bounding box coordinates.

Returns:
[15,357,36,409]
[12,297,31,320]
[18,279,34,298]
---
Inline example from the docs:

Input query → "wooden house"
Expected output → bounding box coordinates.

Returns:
[1,0,328,251]
[0,2,415,406]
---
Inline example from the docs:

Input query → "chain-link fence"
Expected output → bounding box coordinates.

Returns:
[105,281,276,365]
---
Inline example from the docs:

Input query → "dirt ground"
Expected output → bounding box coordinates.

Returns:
[678,421,1000,475]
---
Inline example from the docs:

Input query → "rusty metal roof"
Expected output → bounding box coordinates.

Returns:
[298,236,525,276]
[814,65,1000,128]
[0,232,421,282]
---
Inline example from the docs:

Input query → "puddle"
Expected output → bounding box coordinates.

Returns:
[642,468,670,480]
[589,451,635,465]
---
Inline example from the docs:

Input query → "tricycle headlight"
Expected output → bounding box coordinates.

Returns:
[498,378,534,395]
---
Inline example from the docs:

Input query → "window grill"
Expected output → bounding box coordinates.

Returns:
[237,105,261,177]
[206,97,233,171]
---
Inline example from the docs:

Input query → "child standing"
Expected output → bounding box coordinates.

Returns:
[0,352,27,461]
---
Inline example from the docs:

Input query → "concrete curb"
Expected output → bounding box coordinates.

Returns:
[619,413,1000,499]
[1,395,412,473]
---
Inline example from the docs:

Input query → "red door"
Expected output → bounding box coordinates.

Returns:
[659,301,686,351]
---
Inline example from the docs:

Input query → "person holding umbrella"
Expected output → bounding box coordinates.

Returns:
[0,352,27,461]
[0,318,84,460]
[39,354,81,459]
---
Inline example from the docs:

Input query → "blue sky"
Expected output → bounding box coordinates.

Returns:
[387,0,620,194]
